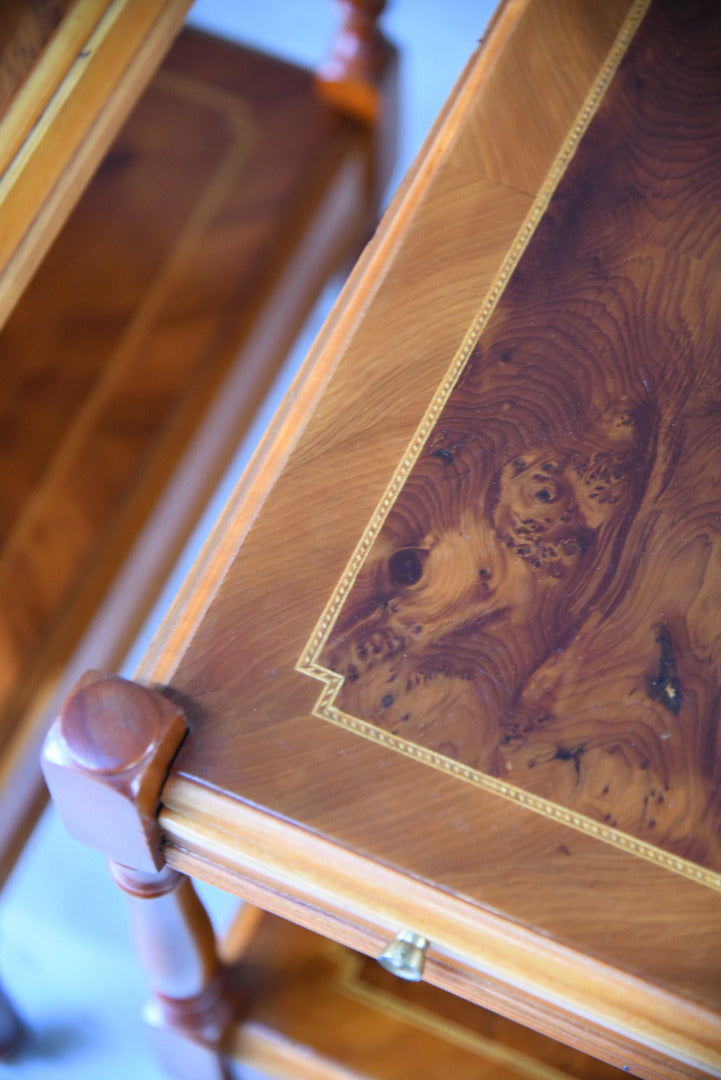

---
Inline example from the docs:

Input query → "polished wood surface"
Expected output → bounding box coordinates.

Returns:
[133,0,721,1075]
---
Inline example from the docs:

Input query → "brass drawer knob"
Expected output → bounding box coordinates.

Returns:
[378,930,429,981]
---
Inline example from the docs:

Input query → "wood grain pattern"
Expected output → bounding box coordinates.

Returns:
[314,0,721,877]
[136,1,721,1073]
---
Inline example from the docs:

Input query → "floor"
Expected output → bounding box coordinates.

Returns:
[0,3,495,1078]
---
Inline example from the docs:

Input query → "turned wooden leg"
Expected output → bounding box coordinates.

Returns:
[318,0,391,124]
[317,0,399,198]
[110,863,236,1080]
[0,979,23,1060]
[42,672,237,1079]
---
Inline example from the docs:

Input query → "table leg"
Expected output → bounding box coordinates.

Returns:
[42,672,238,1078]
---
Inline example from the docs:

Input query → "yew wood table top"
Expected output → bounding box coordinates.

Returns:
[139,1,721,1075]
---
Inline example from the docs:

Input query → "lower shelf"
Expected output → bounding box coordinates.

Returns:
[222,910,631,1080]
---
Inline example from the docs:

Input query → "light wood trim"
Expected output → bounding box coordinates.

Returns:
[0,0,192,330]
[160,779,721,1080]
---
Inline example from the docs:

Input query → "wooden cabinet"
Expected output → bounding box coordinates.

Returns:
[44,1,721,1077]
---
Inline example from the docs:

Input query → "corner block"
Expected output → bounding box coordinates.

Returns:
[42,671,187,872]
